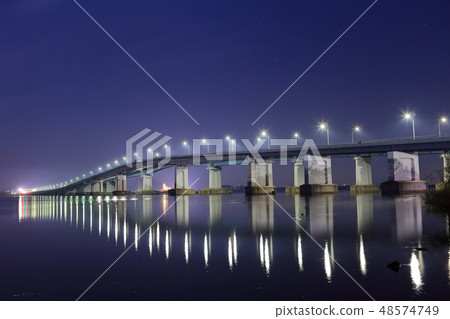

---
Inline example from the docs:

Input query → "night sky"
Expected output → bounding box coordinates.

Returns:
[1,0,449,190]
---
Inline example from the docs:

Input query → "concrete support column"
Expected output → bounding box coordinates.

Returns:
[381,151,427,194]
[114,175,131,195]
[117,175,127,191]
[245,159,276,195]
[77,184,92,195]
[175,166,189,189]
[104,180,115,194]
[300,155,337,195]
[136,174,156,195]
[209,166,222,188]
[387,151,420,181]
[200,166,232,195]
[355,156,372,185]
[294,161,305,187]
[350,156,378,193]
[169,166,195,196]
[91,181,103,195]
[286,158,305,194]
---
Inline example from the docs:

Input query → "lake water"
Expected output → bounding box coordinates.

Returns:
[0,192,449,301]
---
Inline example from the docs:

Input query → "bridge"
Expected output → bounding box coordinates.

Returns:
[31,136,450,196]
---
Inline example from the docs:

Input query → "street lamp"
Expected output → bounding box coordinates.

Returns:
[319,122,330,145]
[403,112,416,139]
[225,135,235,152]
[202,139,210,153]
[352,125,361,143]
[292,132,300,146]
[260,130,270,149]
[439,116,447,138]
[183,141,190,155]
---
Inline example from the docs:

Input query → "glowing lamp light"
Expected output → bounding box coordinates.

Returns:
[402,111,416,139]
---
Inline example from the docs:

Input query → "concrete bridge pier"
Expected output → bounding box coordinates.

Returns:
[199,166,232,195]
[350,156,379,194]
[91,181,103,196]
[103,180,115,195]
[436,152,450,190]
[286,159,305,194]
[76,184,92,196]
[245,159,276,195]
[136,174,158,195]
[113,175,131,195]
[300,155,337,195]
[168,166,195,196]
[380,151,427,194]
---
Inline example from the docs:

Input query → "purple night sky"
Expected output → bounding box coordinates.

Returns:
[1,0,449,190]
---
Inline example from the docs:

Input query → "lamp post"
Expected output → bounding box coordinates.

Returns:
[260,130,270,149]
[225,135,235,152]
[164,144,171,156]
[319,122,329,145]
[352,125,361,143]
[183,141,190,155]
[403,112,416,139]
[439,116,447,138]
[202,139,210,153]
[292,132,300,146]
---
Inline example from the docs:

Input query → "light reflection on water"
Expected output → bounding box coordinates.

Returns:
[13,193,450,300]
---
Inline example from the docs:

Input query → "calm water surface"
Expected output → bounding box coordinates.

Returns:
[0,192,449,301]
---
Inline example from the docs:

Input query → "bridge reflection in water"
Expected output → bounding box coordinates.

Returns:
[17,193,442,297]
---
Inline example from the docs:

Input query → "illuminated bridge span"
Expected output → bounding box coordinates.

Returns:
[32,137,450,196]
